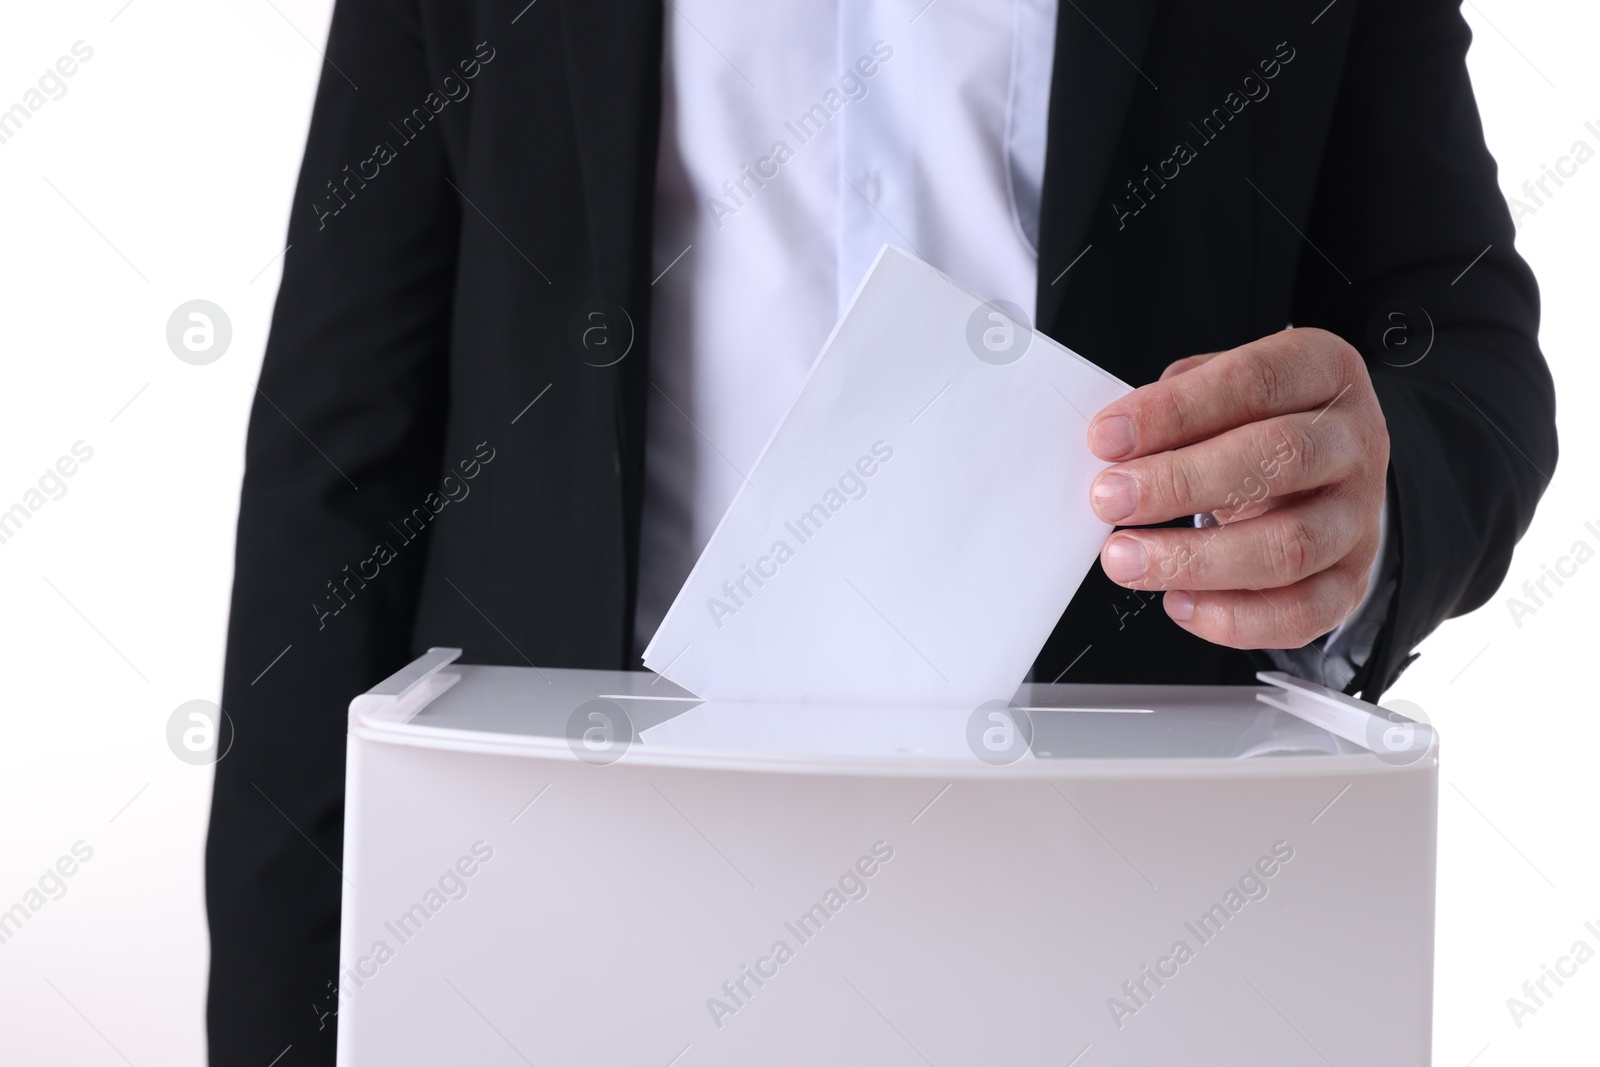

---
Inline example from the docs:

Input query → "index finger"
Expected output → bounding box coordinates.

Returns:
[1087,329,1362,460]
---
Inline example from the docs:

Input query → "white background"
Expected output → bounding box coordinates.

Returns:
[0,1,1594,1063]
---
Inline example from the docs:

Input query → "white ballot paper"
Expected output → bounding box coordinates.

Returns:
[642,245,1132,707]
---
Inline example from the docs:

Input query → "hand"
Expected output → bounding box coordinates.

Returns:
[1086,328,1389,649]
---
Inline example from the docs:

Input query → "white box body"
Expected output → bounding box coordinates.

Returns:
[336,651,1437,1066]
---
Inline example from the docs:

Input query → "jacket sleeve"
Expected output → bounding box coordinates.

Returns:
[208,0,456,1047]
[1289,0,1557,698]
[222,0,457,735]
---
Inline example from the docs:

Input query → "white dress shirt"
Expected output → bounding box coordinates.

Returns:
[636,0,1389,688]
[637,0,1059,654]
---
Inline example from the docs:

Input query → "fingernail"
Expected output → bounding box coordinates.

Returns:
[1102,538,1147,583]
[1092,473,1137,523]
[1090,415,1137,458]
[1165,590,1195,621]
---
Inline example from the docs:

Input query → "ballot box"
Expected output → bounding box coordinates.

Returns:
[336,648,1437,1066]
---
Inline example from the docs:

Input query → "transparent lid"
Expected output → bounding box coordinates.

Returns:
[350,651,1436,776]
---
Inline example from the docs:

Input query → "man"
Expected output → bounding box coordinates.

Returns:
[208,0,1557,1061]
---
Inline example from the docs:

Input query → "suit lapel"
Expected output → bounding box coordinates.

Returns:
[1034,0,1160,336]
[558,0,664,650]
[558,0,664,304]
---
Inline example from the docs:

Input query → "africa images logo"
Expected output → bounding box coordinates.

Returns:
[705,841,895,1030]
[705,441,894,630]
[1105,841,1296,1030]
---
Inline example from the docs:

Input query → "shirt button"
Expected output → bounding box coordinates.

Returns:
[858,170,881,206]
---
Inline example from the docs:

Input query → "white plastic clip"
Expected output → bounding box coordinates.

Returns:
[1255,671,1435,762]
[349,647,463,727]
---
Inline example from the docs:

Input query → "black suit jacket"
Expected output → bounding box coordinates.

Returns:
[208,0,1556,1061]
